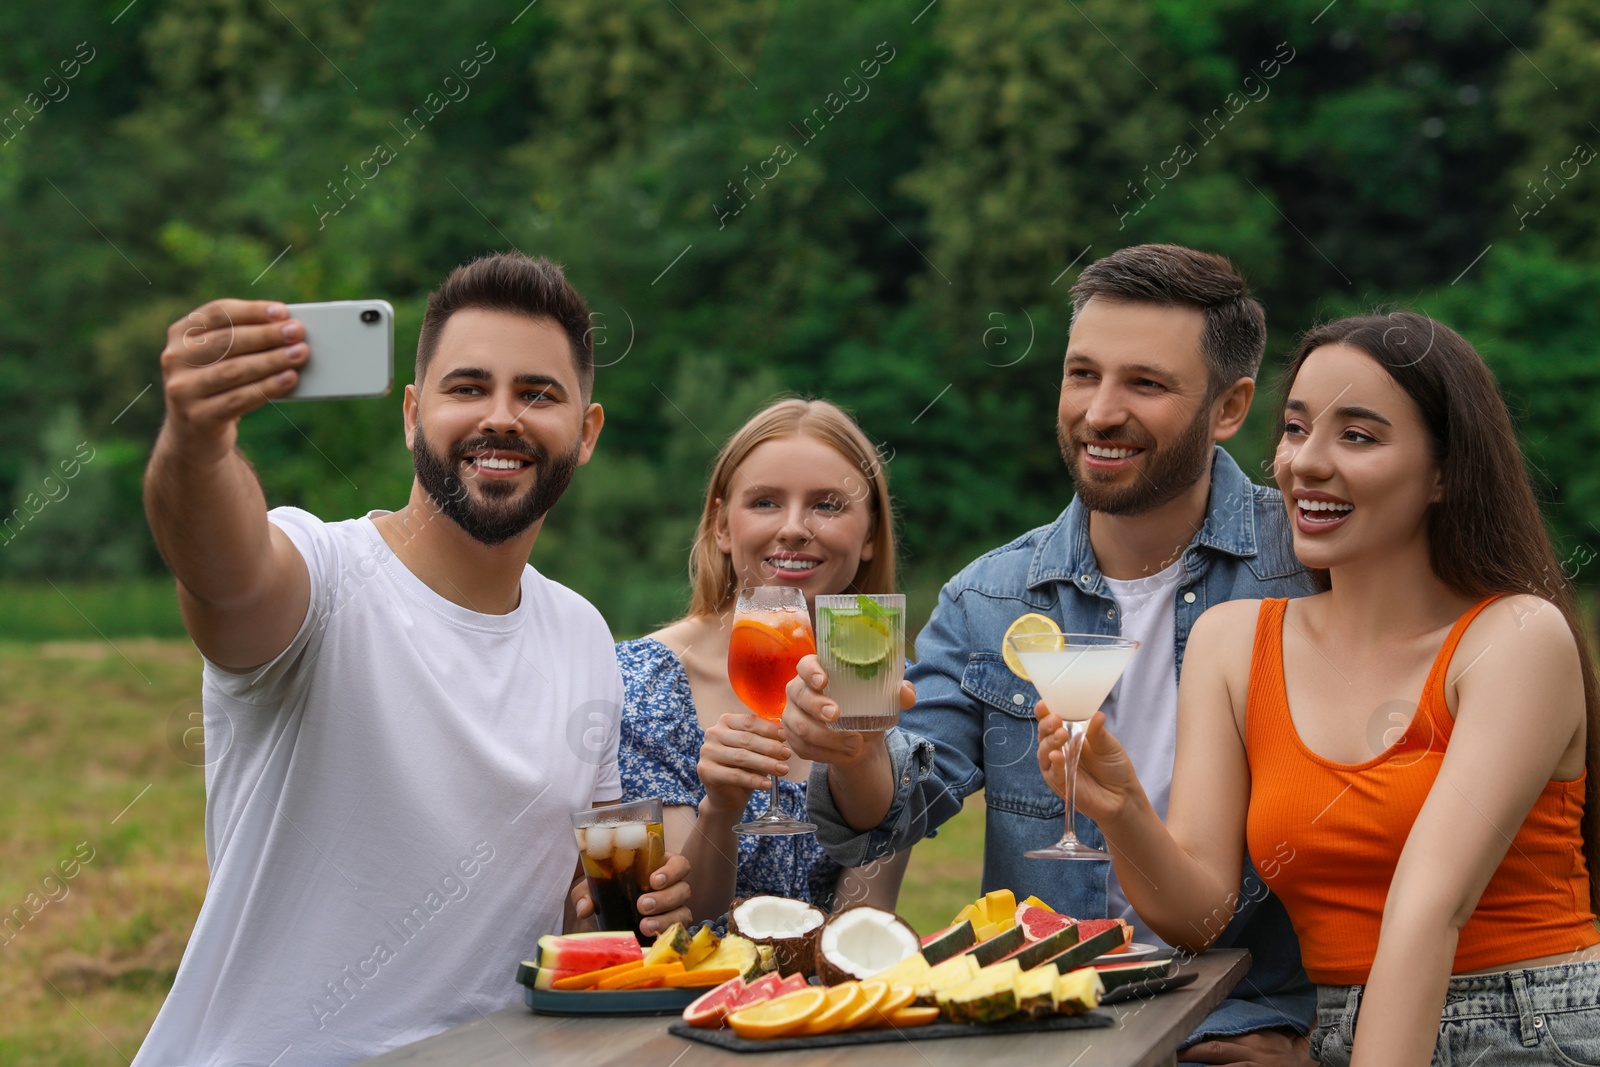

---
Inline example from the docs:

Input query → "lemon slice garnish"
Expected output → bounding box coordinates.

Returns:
[1001,613,1062,680]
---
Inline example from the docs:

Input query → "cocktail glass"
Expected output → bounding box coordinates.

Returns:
[815,594,905,732]
[1009,632,1139,860]
[571,797,666,933]
[728,586,817,836]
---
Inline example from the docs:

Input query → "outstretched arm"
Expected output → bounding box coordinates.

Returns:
[144,299,312,669]
[1352,596,1588,1067]
[1037,601,1259,951]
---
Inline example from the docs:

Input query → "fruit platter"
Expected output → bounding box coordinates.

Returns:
[517,889,1191,1048]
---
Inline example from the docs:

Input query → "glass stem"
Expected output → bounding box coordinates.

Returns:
[1062,719,1088,845]
[767,774,783,820]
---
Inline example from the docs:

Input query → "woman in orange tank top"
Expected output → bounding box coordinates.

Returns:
[1037,312,1600,1065]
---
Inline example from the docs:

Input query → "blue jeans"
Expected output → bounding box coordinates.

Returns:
[1309,961,1600,1065]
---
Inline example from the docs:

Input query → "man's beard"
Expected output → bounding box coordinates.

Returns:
[413,430,582,546]
[1057,401,1214,516]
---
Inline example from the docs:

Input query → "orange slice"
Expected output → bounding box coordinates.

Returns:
[727,986,829,1040]
[836,981,889,1030]
[887,1005,940,1027]
[550,958,643,991]
[662,966,740,988]
[598,962,682,990]
[858,984,918,1029]
[798,983,863,1035]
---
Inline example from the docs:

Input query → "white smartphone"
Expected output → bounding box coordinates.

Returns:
[279,299,395,401]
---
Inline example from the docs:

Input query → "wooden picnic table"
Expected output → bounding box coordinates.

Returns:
[357,949,1250,1067]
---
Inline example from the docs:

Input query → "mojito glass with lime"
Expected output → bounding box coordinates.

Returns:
[815,594,905,731]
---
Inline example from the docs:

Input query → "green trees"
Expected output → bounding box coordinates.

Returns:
[3,0,1597,628]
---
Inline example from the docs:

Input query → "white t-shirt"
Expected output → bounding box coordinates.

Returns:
[1099,560,1182,949]
[133,508,622,1067]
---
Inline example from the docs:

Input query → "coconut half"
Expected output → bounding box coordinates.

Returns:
[727,896,826,977]
[814,905,921,985]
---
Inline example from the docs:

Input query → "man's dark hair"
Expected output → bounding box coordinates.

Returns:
[416,253,594,397]
[1069,244,1266,395]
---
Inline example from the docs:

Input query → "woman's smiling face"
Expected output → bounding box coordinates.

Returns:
[1274,342,1443,571]
[713,435,876,604]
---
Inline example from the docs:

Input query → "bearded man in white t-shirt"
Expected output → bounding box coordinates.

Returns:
[135,254,693,1066]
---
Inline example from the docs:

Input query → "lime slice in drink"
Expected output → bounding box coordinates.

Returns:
[828,613,894,675]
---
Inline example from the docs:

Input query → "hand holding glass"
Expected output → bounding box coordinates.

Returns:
[727,586,817,836]
[1011,632,1138,860]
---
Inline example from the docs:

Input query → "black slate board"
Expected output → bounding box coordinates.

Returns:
[668,1010,1115,1053]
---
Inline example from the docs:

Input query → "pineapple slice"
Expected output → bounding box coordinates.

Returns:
[640,922,691,966]
[917,954,980,1003]
[1054,967,1105,1013]
[938,962,1021,1024]
[1014,966,1059,1018]
[688,933,765,980]
[682,924,721,969]
[869,952,932,987]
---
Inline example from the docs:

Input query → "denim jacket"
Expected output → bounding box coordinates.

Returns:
[809,447,1320,1042]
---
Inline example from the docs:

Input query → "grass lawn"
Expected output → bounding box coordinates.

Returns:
[0,636,985,1062]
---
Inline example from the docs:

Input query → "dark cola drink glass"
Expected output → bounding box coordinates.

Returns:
[570,797,666,935]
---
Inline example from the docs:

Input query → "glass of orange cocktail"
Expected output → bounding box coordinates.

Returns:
[728,586,817,836]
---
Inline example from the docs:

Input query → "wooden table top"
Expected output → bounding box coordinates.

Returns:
[358,949,1250,1067]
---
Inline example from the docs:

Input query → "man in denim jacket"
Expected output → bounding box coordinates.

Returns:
[787,245,1318,1064]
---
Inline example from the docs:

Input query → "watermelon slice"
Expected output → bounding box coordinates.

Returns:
[963,924,1027,966]
[1072,918,1133,950]
[682,975,746,1028]
[535,931,643,974]
[1014,904,1076,942]
[1040,926,1128,973]
[995,923,1079,970]
[1095,959,1177,992]
[919,920,977,965]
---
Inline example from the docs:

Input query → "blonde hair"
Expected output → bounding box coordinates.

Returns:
[686,398,896,618]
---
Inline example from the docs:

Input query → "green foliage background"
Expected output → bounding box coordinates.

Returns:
[4,0,1600,636]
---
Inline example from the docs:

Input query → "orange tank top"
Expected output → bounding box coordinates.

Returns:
[1245,597,1599,986]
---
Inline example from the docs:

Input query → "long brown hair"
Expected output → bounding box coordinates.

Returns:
[1276,311,1600,911]
[685,398,897,618]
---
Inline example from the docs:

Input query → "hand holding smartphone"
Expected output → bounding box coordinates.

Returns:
[280,300,394,400]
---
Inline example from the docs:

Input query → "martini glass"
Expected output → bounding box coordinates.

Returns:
[728,586,817,836]
[1010,632,1139,860]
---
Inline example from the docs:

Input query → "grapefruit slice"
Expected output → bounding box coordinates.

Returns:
[682,975,746,1029]
[1015,904,1076,942]
[728,971,788,1010]
[1073,918,1133,949]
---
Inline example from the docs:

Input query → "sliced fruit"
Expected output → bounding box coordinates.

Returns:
[887,1005,941,1027]
[981,889,1017,923]
[640,922,692,967]
[951,903,984,929]
[868,951,931,987]
[838,981,890,1030]
[598,962,683,990]
[535,931,643,974]
[997,923,1080,971]
[1094,958,1176,990]
[875,984,917,1015]
[1015,903,1076,942]
[824,611,895,678]
[728,895,827,977]
[814,905,921,984]
[776,973,811,996]
[727,986,828,1040]
[964,924,1027,967]
[682,975,746,1028]
[662,966,742,988]
[919,920,978,965]
[1054,967,1105,1013]
[683,924,721,969]
[937,960,1022,1024]
[1001,613,1062,679]
[798,982,862,1035]
[1041,926,1129,973]
[1015,966,1059,1017]
[729,971,790,1010]
[917,954,980,1003]
[1073,917,1134,949]
[550,958,645,990]
[529,966,581,990]
[691,933,766,981]
[1019,895,1054,912]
